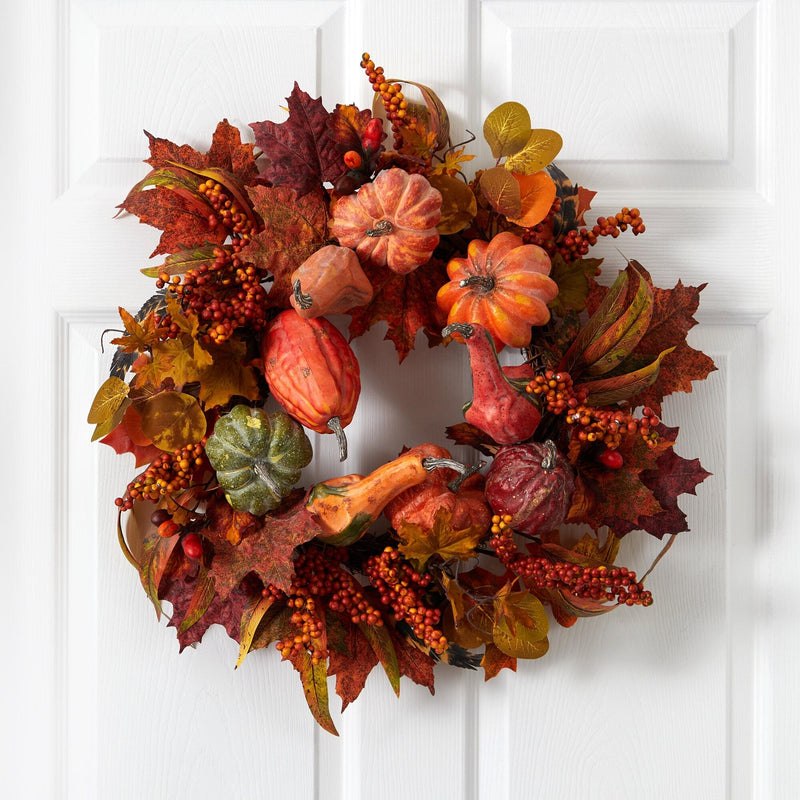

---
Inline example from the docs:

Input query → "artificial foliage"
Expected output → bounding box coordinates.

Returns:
[89,54,714,734]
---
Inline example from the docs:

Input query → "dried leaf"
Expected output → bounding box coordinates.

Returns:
[398,507,485,570]
[87,376,130,425]
[177,563,216,634]
[236,593,278,667]
[506,170,557,228]
[428,173,477,234]
[140,391,207,451]
[359,621,401,696]
[481,642,517,680]
[547,255,603,316]
[479,166,522,219]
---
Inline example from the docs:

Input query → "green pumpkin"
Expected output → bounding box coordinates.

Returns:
[205,405,313,515]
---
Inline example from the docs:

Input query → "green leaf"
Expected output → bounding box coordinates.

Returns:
[359,622,400,696]
[504,129,563,175]
[483,102,531,159]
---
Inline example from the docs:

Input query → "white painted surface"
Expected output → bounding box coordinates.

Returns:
[3,0,799,798]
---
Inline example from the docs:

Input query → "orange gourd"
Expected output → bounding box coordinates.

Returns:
[329,168,442,274]
[436,231,558,351]
[261,310,360,461]
[290,245,373,318]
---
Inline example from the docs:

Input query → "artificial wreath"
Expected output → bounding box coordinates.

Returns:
[88,54,715,734]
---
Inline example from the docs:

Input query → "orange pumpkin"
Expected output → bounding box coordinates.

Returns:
[290,245,373,318]
[329,167,442,275]
[436,231,557,351]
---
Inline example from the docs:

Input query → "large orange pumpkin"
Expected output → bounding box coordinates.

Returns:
[329,167,442,275]
[436,231,557,351]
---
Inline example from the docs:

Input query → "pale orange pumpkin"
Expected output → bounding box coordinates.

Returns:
[436,231,557,351]
[329,168,442,275]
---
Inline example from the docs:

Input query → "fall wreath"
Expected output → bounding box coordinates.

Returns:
[88,54,715,734]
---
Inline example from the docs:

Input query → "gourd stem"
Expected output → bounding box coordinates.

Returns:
[292,279,313,310]
[459,275,495,292]
[365,219,394,237]
[442,322,474,340]
[327,416,348,462]
[541,440,557,471]
[421,456,482,492]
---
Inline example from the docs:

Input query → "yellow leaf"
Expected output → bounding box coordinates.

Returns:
[504,129,563,175]
[236,594,277,668]
[479,166,522,219]
[140,391,207,451]
[198,339,260,408]
[398,507,485,569]
[492,586,549,659]
[87,376,130,424]
[430,145,476,177]
[483,101,531,159]
[506,170,557,228]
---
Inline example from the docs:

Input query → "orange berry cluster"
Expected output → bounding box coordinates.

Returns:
[527,370,660,449]
[364,547,448,655]
[276,596,327,665]
[158,244,270,345]
[515,558,653,606]
[361,52,413,148]
[116,441,207,509]
[197,179,256,240]
[291,548,383,627]
[488,515,518,566]
[524,199,645,264]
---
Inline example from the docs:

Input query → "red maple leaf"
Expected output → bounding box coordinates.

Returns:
[347,258,449,362]
[251,84,341,195]
[100,405,161,467]
[204,491,323,598]
[239,185,328,308]
[326,615,380,711]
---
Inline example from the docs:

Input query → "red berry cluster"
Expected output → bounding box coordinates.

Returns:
[489,516,651,606]
[364,547,447,655]
[115,441,207,509]
[527,370,660,449]
[197,179,256,239]
[158,244,270,345]
[515,558,653,606]
[291,547,383,627]
[361,52,413,149]
[524,199,645,264]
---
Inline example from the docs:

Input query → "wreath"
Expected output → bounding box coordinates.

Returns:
[88,54,715,734]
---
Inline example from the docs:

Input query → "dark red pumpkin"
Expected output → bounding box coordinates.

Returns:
[484,441,575,534]
[261,310,360,461]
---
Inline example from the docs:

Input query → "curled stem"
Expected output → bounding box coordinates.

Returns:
[327,416,348,462]
[365,219,394,237]
[292,279,313,310]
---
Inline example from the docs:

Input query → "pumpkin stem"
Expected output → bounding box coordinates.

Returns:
[292,279,313,310]
[327,416,348,462]
[365,219,394,237]
[459,275,495,292]
[446,462,484,493]
[541,440,557,471]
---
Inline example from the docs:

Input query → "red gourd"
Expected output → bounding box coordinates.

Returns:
[443,321,541,445]
[484,441,575,535]
[384,443,491,532]
[261,310,360,461]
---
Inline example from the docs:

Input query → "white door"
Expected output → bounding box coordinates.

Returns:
[4,1,798,798]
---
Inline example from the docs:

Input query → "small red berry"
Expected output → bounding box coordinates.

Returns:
[157,519,180,538]
[598,449,624,469]
[343,150,362,169]
[182,533,203,560]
